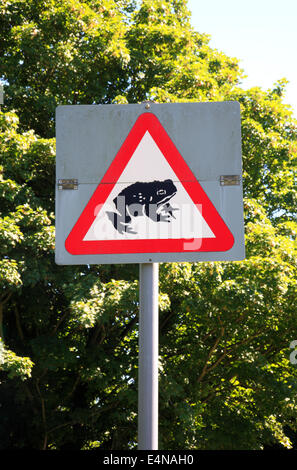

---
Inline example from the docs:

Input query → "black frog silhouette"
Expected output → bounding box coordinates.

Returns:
[107,179,178,234]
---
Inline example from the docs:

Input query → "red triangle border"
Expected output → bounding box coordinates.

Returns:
[65,112,234,255]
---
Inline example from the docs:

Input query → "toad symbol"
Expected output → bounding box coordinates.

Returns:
[106,179,178,234]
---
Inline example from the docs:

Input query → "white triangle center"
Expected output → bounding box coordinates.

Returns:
[83,131,215,241]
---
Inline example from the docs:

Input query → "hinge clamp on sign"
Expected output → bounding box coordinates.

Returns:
[220,175,240,186]
[58,179,78,190]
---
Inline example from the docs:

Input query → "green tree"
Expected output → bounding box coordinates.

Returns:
[1,0,132,137]
[1,0,241,138]
[0,0,297,450]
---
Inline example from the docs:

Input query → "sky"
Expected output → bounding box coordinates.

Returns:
[187,0,297,117]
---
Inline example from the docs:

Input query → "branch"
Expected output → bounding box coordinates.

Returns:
[35,378,48,450]
[0,293,13,339]
[1,291,12,305]
[197,319,225,383]
[160,310,175,331]
[47,420,76,436]
[88,323,105,347]
[66,375,81,400]
[14,303,25,341]
[22,382,39,414]
[51,309,70,335]
[119,314,138,340]
[201,327,218,342]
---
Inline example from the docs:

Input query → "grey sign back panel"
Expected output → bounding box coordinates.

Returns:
[55,102,245,265]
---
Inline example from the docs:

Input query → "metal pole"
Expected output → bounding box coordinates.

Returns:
[138,262,159,450]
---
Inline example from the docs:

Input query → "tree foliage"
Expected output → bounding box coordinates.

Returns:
[0,0,297,450]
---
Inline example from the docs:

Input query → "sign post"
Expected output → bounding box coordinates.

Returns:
[55,102,245,450]
[0,83,4,110]
[138,263,159,450]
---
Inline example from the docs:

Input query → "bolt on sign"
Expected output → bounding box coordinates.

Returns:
[55,102,245,265]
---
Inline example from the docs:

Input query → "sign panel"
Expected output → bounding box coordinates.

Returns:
[55,102,245,264]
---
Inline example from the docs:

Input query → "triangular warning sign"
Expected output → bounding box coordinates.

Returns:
[65,113,234,255]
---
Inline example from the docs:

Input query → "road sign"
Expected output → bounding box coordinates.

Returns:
[65,112,234,256]
[55,102,245,264]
